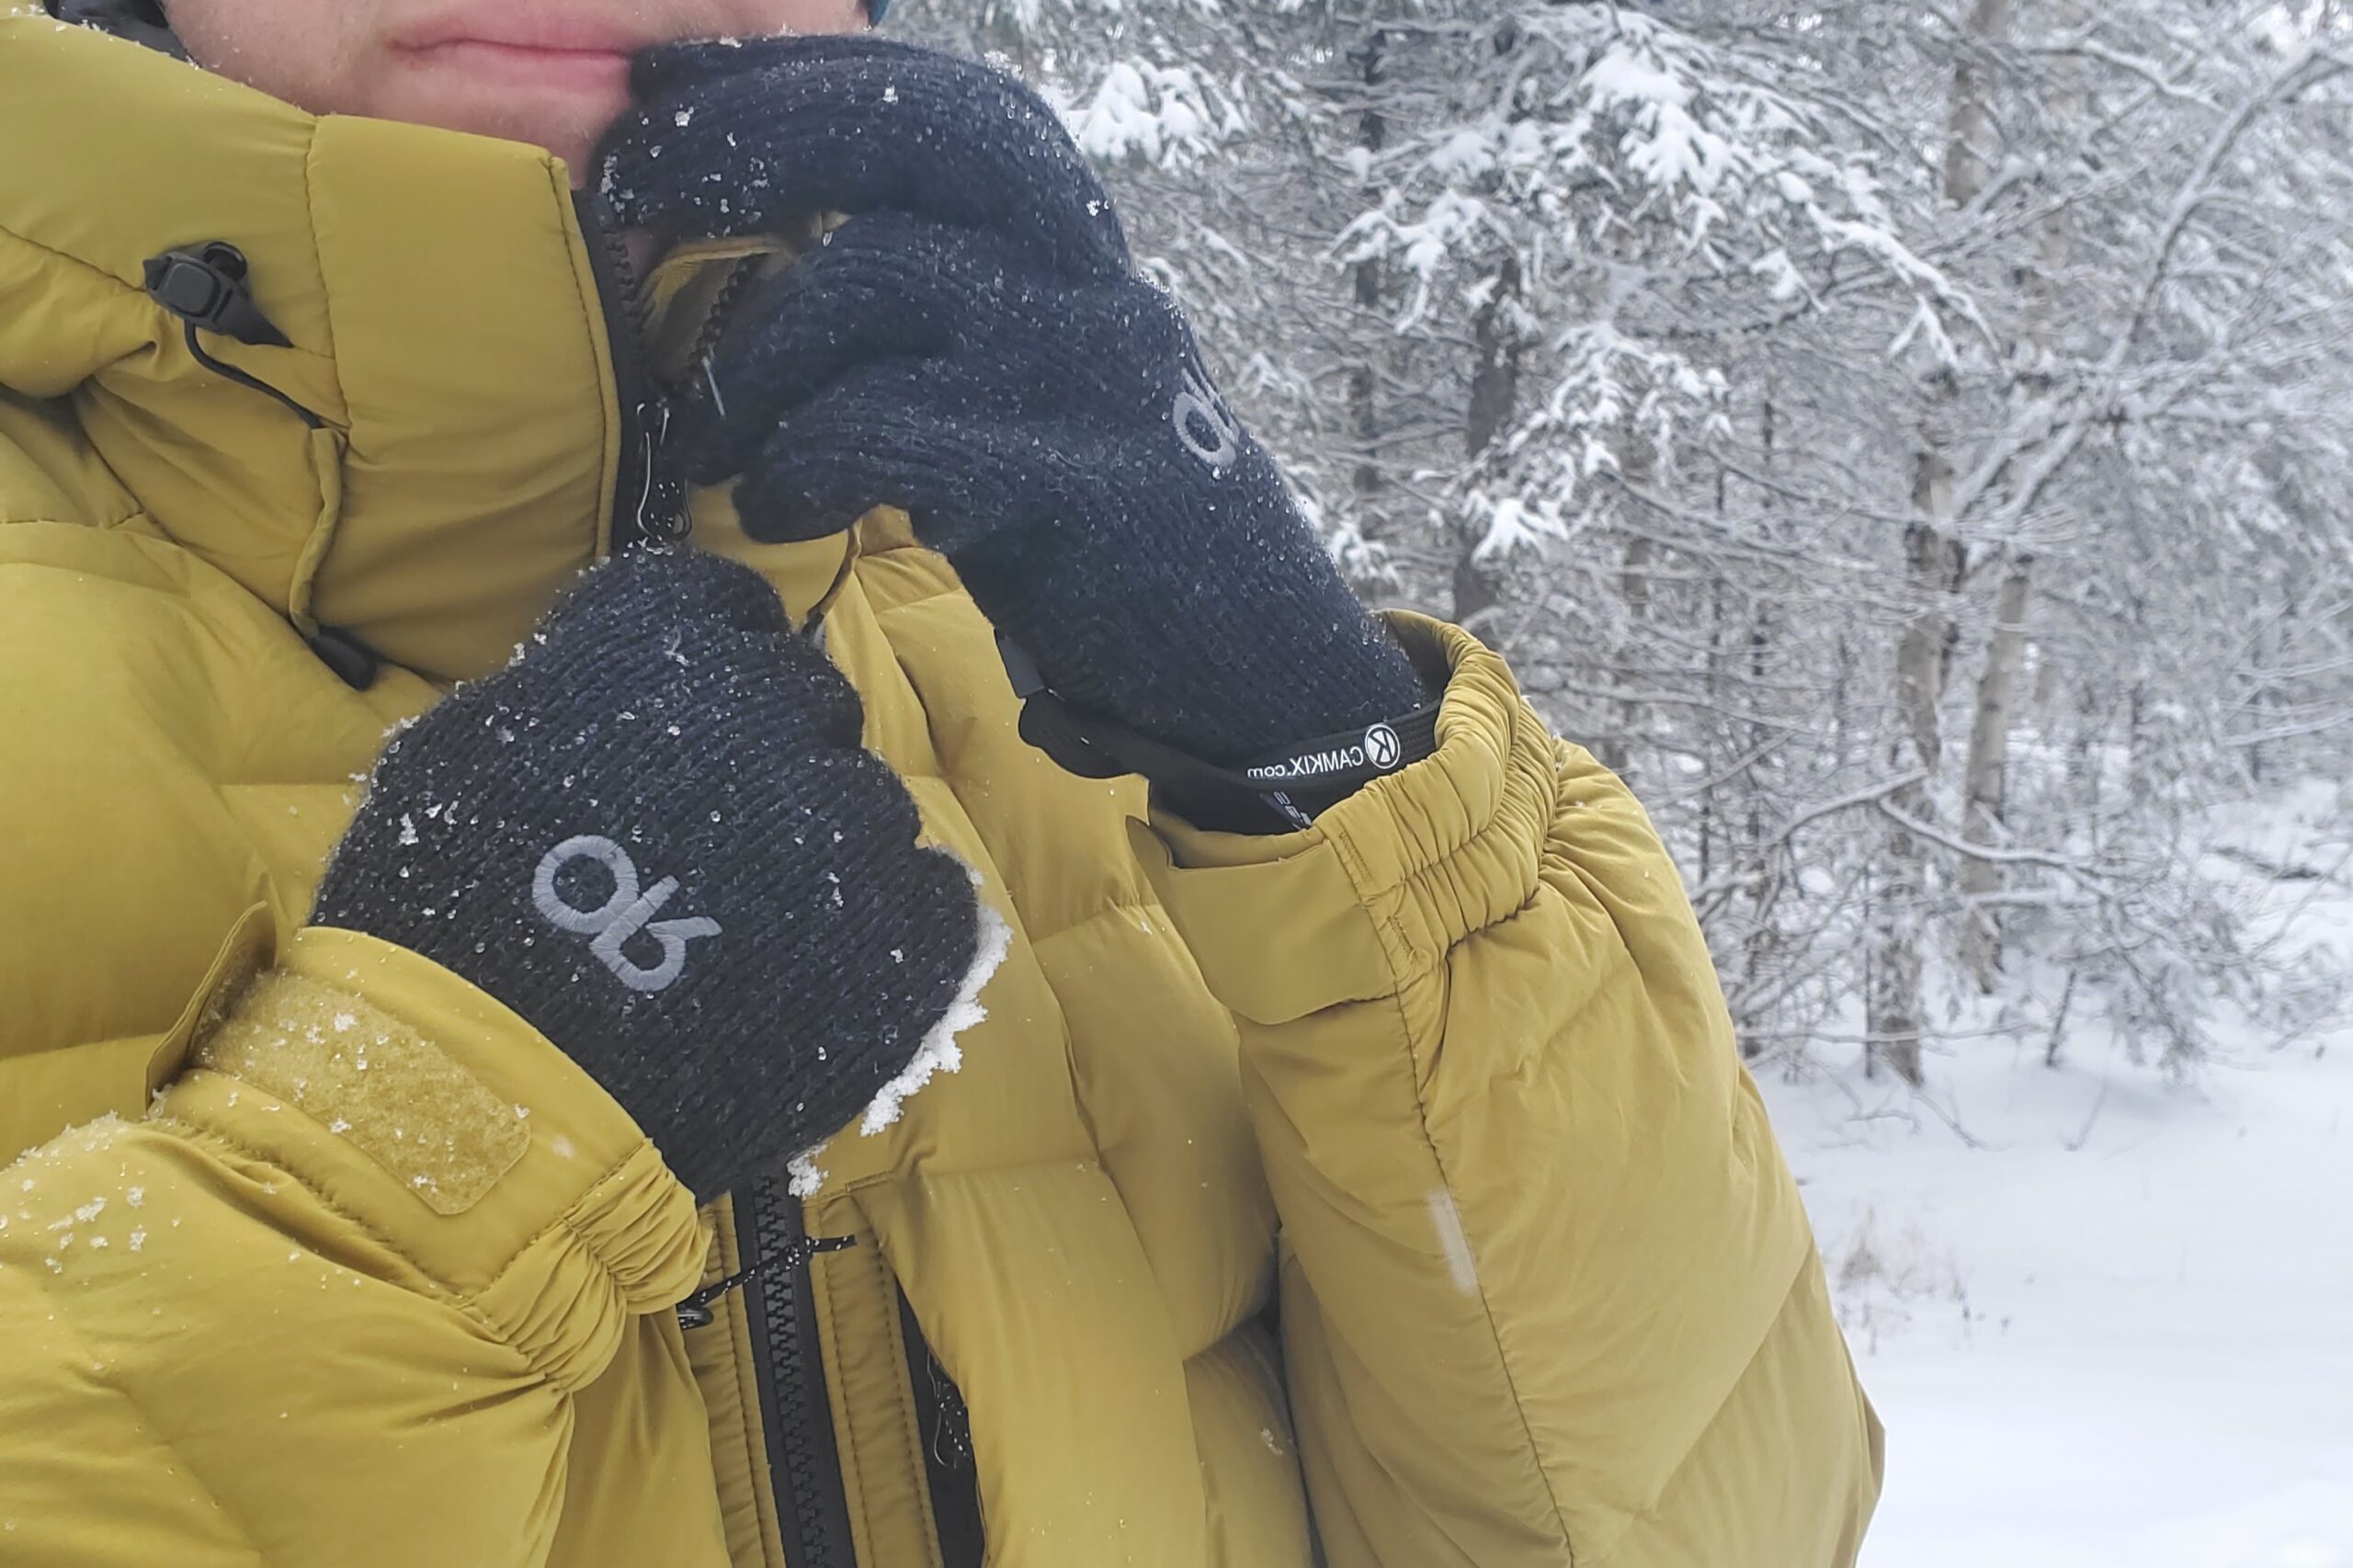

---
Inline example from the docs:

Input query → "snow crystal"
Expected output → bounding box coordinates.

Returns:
[786,1147,827,1199]
[858,899,1012,1138]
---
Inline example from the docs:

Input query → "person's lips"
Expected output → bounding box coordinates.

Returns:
[389,6,654,94]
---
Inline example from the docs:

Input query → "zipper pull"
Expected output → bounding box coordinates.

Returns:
[926,1351,975,1471]
[632,393,693,547]
[676,1231,857,1330]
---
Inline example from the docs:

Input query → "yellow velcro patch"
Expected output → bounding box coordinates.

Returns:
[195,971,529,1215]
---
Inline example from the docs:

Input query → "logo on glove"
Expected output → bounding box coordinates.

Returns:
[1173,362,1242,472]
[532,835,722,994]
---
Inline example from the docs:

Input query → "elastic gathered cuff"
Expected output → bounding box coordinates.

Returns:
[1136,615,1557,1025]
[165,926,708,1391]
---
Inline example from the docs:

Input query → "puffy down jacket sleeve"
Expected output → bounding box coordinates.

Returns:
[1134,615,1883,1568]
[0,922,710,1568]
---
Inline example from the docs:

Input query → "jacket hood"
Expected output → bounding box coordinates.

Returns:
[1,6,865,684]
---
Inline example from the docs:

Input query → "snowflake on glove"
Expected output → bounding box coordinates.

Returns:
[597,36,1439,832]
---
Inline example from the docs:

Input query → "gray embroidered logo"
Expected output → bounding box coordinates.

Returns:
[532,835,721,994]
[1365,723,1404,771]
[1173,363,1242,472]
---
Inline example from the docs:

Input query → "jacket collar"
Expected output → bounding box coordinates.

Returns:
[0,7,851,684]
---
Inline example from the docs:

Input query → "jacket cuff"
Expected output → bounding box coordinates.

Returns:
[1133,614,1556,1026]
[160,926,708,1389]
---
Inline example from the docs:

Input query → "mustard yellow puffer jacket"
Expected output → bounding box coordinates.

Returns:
[0,11,1881,1566]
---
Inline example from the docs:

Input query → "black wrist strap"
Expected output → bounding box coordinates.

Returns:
[997,635,1442,834]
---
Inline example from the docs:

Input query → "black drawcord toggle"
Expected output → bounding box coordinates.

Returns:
[143,242,357,686]
[142,241,325,431]
[676,1232,858,1330]
[143,242,291,347]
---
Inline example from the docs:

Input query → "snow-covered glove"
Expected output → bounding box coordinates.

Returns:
[596,38,1433,823]
[311,551,983,1200]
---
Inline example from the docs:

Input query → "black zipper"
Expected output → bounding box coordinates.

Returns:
[571,190,690,553]
[586,209,983,1566]
[687,1189,988,1568]
[736,1176,859,1568]
[896,1290,985,1568]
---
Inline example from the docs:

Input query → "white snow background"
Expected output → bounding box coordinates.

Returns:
[1766,783,2353,1566]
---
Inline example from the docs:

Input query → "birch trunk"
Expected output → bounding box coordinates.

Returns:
[1958,1,2068,992]
[1597,446,1658,781]
[1960,553,2035,988]
[1869,0,2010,1085]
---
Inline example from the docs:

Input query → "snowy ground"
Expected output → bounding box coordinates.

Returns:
[1766,787,2353,1566]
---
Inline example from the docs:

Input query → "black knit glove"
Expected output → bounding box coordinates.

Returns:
[596,38,1429,790]
[312,551,983,1200]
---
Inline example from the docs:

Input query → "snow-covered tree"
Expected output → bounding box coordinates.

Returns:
[891,0,2353,1085]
